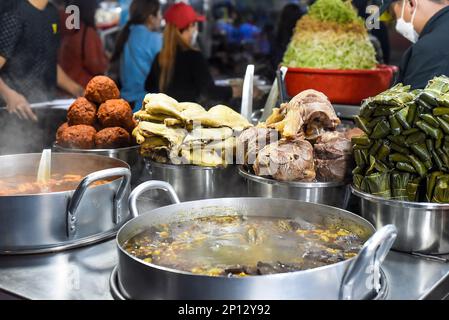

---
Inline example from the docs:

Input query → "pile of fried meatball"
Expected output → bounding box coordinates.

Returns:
[56,76,137,149]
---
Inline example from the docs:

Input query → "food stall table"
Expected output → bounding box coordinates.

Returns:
[1,239,449,300]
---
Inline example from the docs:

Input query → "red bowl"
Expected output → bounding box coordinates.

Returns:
[284,64,398,105]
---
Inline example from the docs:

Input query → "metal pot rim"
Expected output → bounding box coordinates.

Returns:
[351,185,449,209]
[0,153,130,197]
[238,166,346,188]
[145,159,230,171]
[117,197,376,280]
[53,142,140,153]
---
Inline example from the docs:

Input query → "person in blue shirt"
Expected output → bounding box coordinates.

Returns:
[112,0,162,111]
[118,0,132,26]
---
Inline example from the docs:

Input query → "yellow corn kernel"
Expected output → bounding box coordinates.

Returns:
[207,268,224,276]
[191,268,204,274]
[337,229,350,237]
[159,231,169,238]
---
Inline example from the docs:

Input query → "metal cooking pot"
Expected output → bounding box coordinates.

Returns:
[53,143,144,186]
[115,181,397,300]
[351,186,449,254]
[146,160,247,201]
[239,166,350,209]
[0,153,131,254]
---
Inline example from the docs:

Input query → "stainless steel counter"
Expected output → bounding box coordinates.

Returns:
[1,238,449,300]
[1,102,449,300]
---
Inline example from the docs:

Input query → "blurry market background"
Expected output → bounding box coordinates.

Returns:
[0,0,412,155]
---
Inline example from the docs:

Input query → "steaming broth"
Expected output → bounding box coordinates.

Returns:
[123,215,365,277]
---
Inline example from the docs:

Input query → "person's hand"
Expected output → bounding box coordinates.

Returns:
[4,89,37,121]
[72,83,84,97]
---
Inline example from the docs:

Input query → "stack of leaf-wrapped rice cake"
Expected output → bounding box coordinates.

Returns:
[133,93,251,167]
[352,76,449,203]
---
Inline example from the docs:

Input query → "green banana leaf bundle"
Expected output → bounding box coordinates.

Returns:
[430,175,449,203]
[360,172,391,199]
[353,76,449,203]
[391,172,412,201]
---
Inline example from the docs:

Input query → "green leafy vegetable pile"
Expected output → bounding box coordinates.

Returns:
[283,0,377,70]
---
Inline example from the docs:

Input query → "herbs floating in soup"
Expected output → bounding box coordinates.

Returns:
[123,215,365,277]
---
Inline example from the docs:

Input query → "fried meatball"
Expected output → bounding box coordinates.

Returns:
[84,76,120,104]
[97,99,133,128]
[56,122,69,143]
[67,97,97,126]
[125,117,138,133]
[95,127,131,149]
[59,125,97,149]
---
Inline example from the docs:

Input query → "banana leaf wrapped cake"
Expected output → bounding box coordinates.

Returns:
[353,75,449,203]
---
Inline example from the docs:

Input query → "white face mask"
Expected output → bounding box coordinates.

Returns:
[191,29,199,46]
[395,0,419,43]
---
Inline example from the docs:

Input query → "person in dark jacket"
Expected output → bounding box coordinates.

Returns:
[145,2,242,105]
[273,3,305,67]
[0,0,83,121]
[378,0,449,89]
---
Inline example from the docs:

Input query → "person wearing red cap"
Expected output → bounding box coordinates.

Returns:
[145,2,242,106]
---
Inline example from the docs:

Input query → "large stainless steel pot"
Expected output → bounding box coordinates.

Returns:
[351,186,449,254]
[146,160,247,201]
[53,143,143,186]
[115,181,397,300]
[239,166,350,209]
[0,153,131,254]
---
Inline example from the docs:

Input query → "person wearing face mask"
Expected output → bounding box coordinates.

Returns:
[378,0,449,89]
[145,2,242,106]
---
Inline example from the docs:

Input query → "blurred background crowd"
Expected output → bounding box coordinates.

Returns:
[0,0,411,154]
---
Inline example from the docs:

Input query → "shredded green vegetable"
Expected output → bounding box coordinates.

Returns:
[308,0,361,24]
[282,0,377,70]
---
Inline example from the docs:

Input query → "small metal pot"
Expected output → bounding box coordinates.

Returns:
[146,160,247,201]
[53,143,143,186]
[114,181,397,300]
[351,186,449,254]
[239,166,350,209]
[0,153,131,254]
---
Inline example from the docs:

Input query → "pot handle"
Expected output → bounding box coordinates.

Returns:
[339,224,397,300]
[128,181,181,218]
[67,168,131,238]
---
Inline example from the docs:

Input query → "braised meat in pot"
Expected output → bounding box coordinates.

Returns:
[254,139,316,182]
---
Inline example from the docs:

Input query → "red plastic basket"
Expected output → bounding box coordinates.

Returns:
[284,64,397,105]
